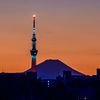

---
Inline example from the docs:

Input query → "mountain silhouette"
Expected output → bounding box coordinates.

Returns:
[25,59,85,79]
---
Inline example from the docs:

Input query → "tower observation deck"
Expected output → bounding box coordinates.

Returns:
[30,14,38,72]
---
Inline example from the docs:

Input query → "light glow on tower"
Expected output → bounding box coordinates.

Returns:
[33,14,36,17]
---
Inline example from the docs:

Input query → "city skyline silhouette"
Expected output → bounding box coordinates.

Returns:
[0,0,100,76]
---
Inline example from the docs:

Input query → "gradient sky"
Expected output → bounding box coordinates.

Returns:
[0,0,100,75]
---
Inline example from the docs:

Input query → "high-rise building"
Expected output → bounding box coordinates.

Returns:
[30,15,38,72]
[63,70,71,80]
[97,69,100,76]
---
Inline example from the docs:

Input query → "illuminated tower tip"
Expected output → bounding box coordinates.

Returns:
[33,14,36,17]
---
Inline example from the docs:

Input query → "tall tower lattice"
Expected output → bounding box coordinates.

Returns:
[30,14,38,72]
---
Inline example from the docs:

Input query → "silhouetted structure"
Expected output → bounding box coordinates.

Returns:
[63,70,71,80]
[97,69,100,76]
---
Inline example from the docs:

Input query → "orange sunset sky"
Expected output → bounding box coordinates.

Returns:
[0,0,100,75]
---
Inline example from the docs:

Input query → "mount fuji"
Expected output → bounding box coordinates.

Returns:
[25,59,85,79]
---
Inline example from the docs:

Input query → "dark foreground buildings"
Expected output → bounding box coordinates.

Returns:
[0,69,100,100]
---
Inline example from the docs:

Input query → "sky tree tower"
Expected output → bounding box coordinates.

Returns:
[30,14,38,72]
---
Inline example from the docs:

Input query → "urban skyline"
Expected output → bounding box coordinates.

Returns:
[0,0,100,76]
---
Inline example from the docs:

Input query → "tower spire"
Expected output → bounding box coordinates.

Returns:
[30,14,38,72]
